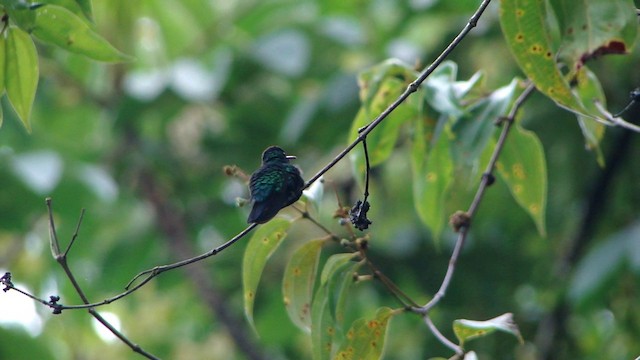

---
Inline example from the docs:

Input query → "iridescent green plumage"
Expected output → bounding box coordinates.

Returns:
[247,146,304,224]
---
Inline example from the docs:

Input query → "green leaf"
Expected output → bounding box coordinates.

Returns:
[573,67,606,165]
[75,0,93,20]
[349,59,421,175]
[243,218,291,332]
[453,313,524,346]
[0,33,6,95]
[498,0,604,123]
[312,253,360,360]
[283,238,326,332]
[32,5,132,62]
[569,221,640,305]
[450,79,519,165]
[5,26,39,132]
[4,1,38,32]
[550,0,637,69]
[496,123,547,236]
[311,280,335,360]
[412,122,454,241]
[333,307,396,360]
[496,122,547,236]
[423,61,484,118]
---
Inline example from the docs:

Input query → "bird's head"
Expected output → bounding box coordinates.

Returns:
[261,146,296,164]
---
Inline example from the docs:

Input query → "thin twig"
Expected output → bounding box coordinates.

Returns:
[424,315,464,355]
[46,199,160,360]
[594,100,640,133]
[415,82,536,314]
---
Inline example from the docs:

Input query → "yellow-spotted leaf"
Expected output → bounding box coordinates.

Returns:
[333,307,396,360]
[453,313,524,346]
[496,122,547,236]
[243,218,291,332]
[499,0,599,122]
[5,26,39,132]
[32,5,131,62]
[412,122,454,241]
[283,238,326,332]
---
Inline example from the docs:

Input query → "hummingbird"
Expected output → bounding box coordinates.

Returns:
[247,146,305,224]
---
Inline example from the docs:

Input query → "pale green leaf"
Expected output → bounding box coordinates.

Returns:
[283,238,326,332]
[453,313,524,346]
[496,122,547,236]
[5,26,39,132]
[32,5,132,62]
[243,218,291,332]
[333,307,396,360]
[423,61,484,118]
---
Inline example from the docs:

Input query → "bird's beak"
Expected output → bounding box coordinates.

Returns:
[286,155,297,160]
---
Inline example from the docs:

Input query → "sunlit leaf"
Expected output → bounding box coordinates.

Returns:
[32,5,132,62]
[283,238,326,332]
[333,307,396,360]
[496,121,547,236]
[349,59,421,175]
[453,313,523,346]
[423,61,484,118]
[550,0,637,69]
[412,123,454,241]
[243,218,291,332]
[5,26,39,132]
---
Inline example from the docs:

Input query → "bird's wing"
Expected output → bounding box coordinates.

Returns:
[249,167,285,202]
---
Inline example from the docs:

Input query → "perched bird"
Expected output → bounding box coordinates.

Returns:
[247,146,304,224]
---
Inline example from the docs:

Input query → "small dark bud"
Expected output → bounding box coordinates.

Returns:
[350,200,372,231]
[223,165,236,176]
[356,237,368,250]
[449,211,471,232]
[630,87,640,101]
[483,173,495,186]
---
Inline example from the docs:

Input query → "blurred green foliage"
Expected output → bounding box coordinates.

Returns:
[0,0,639,359]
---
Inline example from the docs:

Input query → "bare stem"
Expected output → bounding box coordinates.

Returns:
[415,82,536,314]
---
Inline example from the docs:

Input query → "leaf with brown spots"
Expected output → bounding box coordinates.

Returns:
[333,307,396,360]
[283,238,326,332]
[550,0,637,69]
